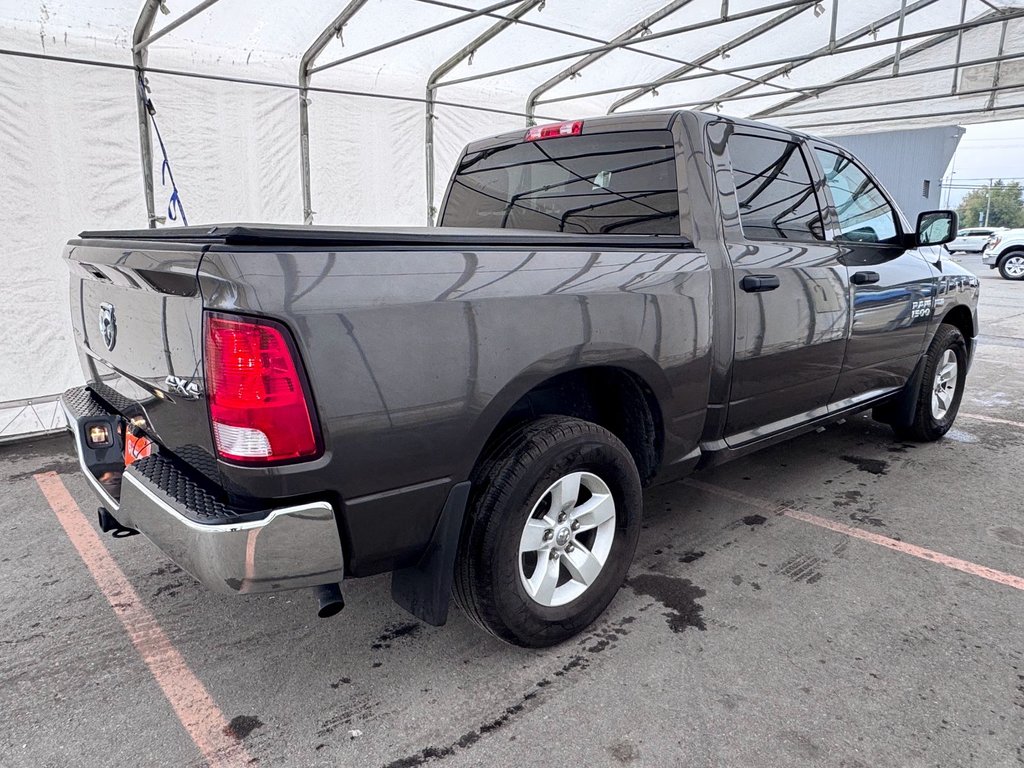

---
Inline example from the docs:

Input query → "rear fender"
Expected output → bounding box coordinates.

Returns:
[457,346,674,480]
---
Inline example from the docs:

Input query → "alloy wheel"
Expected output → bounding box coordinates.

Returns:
[517,471,616,608]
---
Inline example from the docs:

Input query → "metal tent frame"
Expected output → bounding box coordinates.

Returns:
[126,0,1024,227]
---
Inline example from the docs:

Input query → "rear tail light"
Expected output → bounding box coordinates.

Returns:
[204,313,321,463]
[525,120,583,142]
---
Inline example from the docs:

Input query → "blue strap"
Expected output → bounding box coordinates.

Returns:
[139,75,188,226]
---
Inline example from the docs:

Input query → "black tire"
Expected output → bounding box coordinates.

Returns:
[453,416,642,647]
[998,250,1024,281]
[893,324,968,442]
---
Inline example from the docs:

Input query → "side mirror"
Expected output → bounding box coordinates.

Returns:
[916,210,957,247]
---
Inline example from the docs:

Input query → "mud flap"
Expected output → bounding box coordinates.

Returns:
[873,357,926,428]
[390,481,472,626]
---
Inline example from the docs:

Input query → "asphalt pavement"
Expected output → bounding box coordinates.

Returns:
[1,251,1022,768]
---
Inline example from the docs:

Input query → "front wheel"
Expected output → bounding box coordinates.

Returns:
[998,252,1024,280]
[893,324,968,442]
[453,416,642,647]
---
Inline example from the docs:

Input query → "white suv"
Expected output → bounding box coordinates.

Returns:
[948,226,1005,253]
[982,229,1024,280]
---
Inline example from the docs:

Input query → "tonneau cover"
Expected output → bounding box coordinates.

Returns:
[75,224,692,250]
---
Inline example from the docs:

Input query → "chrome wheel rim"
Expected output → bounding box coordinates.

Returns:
[931,349,959,420]
[518,471,616,608]
[1005,255,1024,277]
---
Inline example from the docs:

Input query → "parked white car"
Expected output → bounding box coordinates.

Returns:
[982,229,1024,280]
[947,226,1005,253]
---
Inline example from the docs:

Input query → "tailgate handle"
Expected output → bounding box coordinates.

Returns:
[740,274,780,293]
[851,270,881,285]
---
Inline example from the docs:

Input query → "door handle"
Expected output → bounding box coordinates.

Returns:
[740,274,781,293]
[851,270,881,285]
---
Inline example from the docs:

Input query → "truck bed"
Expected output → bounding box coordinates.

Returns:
[76,224,693,250]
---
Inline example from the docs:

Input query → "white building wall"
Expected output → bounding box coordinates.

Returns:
[831,126,965,223]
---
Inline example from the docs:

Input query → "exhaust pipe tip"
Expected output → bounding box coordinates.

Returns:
[97,507,139,538]
[314,583,345,618]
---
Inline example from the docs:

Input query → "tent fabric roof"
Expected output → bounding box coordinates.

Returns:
[4,0,1023,129]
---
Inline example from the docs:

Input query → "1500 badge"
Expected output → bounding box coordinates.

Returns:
[910,299,933,320]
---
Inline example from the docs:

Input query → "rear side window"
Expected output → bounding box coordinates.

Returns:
[815,149,900,245]
[440,130,681,236]
[726,133,825,242]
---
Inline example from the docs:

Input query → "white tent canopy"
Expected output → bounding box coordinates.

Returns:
[1,0,1022,438]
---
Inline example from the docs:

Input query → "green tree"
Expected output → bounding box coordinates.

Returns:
[956,180,1024,228]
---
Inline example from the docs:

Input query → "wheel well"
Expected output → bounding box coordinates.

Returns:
[999,247,1024,261]
[940,304,974,341]
[485,367,664,485]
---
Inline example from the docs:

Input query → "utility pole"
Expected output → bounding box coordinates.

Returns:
[985,178,993,226]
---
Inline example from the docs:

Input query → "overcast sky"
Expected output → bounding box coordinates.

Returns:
[943,119,1024,209]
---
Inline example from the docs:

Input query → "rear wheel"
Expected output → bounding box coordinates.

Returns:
[998,251,1024,280]
[453,416,642,647]
[893,324,968,442]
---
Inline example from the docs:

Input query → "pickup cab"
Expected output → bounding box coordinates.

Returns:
[982,228,1024,279]
[61,110,978,647]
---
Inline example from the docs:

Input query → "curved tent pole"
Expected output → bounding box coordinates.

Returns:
[133,0,222,52]
[619,50,1024,114]
[132,0,223,228]
[607,3,813,114]
[299,1,370,226]
[539,6,1022,110]
[524,0,695,127]
[132,1,162,228]
[750,8,1010,119]
[692,0,940,111]
[310,0,527,76]
[425,0,544,225]
[435,0,813,91]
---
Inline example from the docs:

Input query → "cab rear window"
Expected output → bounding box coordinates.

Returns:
[441,130,681,236]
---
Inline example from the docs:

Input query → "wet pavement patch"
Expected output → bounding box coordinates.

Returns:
[832,490,863,508]
[841,455,889,475]
[776,554,824,584]
[381,615,637,767]
[679,550,705,563]
[742,514,767,526]
[627,574,706,633]
[223,715,263,740]
[850,510,886,527]
[371,622,421,650]
[991,526,1024,548]
[609,741,642,763]
[7,459,79,481]
[383,691,542,767]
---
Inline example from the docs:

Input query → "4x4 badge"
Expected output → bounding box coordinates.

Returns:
[99,303,117,351]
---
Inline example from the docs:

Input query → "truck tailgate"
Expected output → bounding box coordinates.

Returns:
[65,240,217,482]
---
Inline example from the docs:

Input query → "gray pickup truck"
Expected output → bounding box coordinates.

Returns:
[61,110,978,647]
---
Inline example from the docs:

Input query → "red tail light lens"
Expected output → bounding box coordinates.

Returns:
[204,313,321,463]
[525,120,583,142]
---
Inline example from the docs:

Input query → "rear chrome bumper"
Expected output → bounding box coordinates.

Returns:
[61,387,345,595]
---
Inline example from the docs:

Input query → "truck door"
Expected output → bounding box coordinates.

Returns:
[808,145,934,404]
[713,125,850,444]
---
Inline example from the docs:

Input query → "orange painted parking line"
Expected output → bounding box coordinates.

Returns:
[961,412,1024,430]
[685,478,1024,593]
[34,472,252,768]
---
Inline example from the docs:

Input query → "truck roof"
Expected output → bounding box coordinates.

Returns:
[463,109,827,154]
